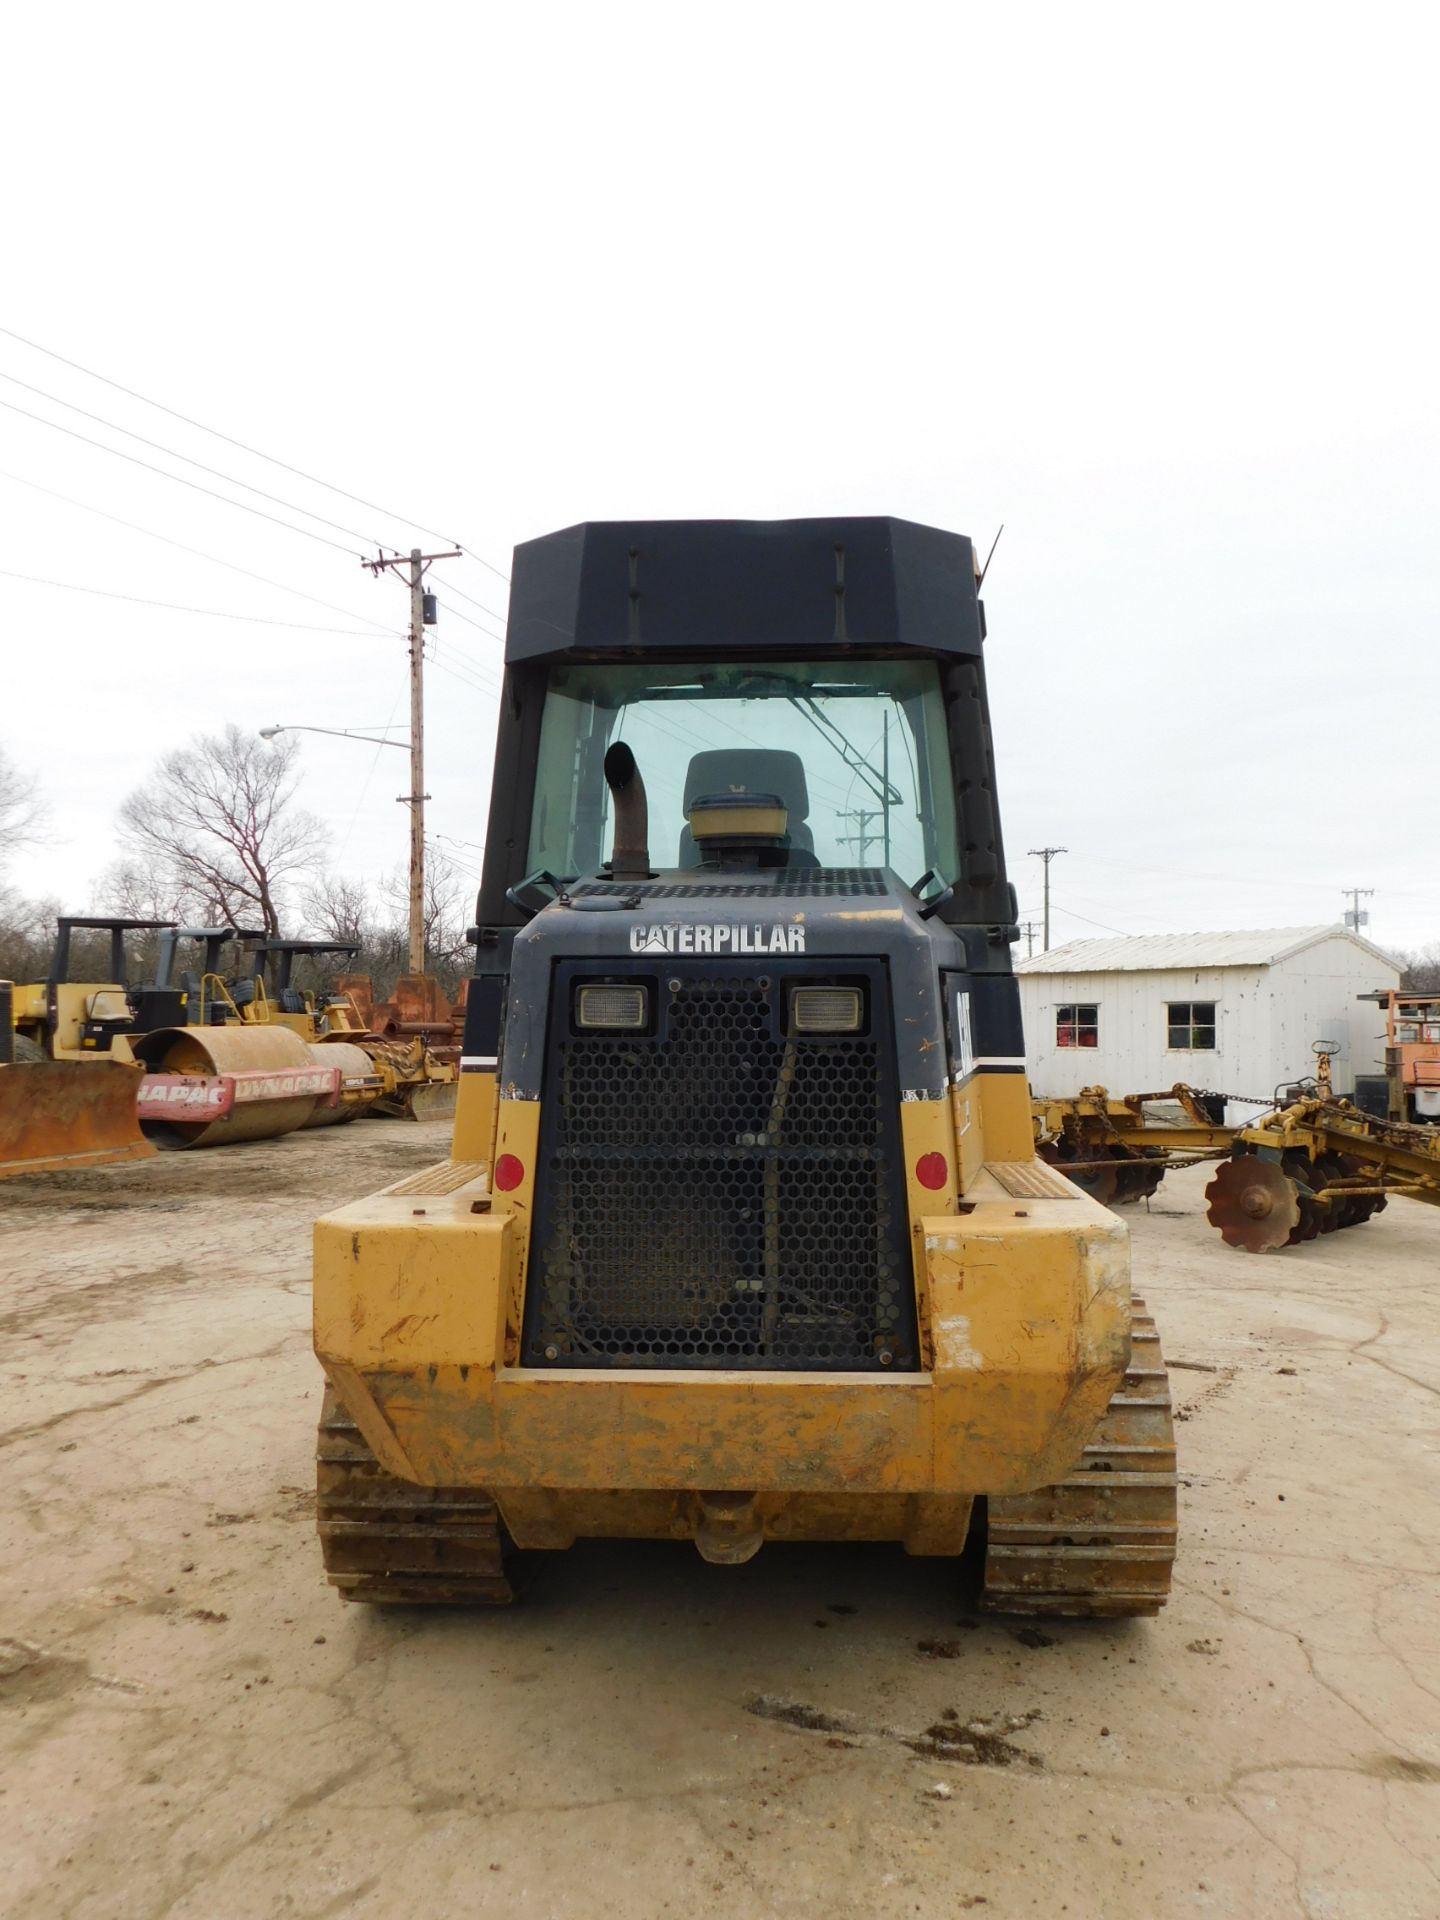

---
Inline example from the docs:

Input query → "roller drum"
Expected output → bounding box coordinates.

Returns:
[134,1024,320,1149]
[303,1041,382,1127]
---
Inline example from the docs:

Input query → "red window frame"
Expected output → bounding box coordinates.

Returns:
[1056,1003,1098,1049]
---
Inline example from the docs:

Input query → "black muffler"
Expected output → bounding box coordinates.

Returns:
[603,742,652,880]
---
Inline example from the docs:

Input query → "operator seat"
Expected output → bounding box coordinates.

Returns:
[677,748,819,868]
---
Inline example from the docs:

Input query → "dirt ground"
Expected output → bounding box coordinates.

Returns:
[2,1123,1438,1920]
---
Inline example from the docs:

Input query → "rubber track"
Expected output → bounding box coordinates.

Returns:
[316,1385,515,1605]
[980,1295,1178,1617]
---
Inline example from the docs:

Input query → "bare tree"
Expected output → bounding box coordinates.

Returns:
[96,855,189,924]
[303,872,376,948]
[0,744,46,874]
[380,846,471,972]
[0,747,56,982]
[288,850,478,1000]
[0,889,61,983]
[117,725,324,937]
[1399,944,1440,993]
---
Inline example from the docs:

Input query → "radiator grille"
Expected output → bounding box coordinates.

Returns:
[574,871,888,899]
[524,966,916,1370]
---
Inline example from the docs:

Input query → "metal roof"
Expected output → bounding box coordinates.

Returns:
[1016,925,1401,975]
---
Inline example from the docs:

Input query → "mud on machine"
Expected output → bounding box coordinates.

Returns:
[312,518,1178,1617]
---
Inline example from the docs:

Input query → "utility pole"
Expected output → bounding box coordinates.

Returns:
[364,545,461,972]
[1027,846,1067,952]
[1342,886,1374,933]
[840,809,885,864]
[1018,920,1040,960]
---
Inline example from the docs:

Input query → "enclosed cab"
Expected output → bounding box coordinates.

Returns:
[313,519,1177,1617]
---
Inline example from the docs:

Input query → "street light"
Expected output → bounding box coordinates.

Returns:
[259,721,432,969]
[259,723,409,751]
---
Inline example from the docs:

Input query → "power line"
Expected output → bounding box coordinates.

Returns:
[0,367,385,551]
[0,467,401,635]
[459,549,510,584]
[335,678,407,869]
[0,566,388,634]
[613,697,855,812]
[426,837,486,883]
[427,652,501,697]
[426,639,502,695]
[0,321,512,581]
[1027,844,1068,951]
[1052,901,1130,936]
[430,592,505,642]
[426,624,503,677]
[439,577,510,625]
[1077,852,1344,896]
[425,653,502,705]
[0,394,363,557]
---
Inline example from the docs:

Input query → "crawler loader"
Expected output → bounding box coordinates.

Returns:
[1,916,178,1177]
[312,518,1178,1616]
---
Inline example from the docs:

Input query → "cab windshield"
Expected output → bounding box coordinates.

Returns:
[526,657,960,881]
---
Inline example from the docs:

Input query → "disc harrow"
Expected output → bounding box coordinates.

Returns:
[1033,1084,1230,1210]
[1204,1094,1427,1254]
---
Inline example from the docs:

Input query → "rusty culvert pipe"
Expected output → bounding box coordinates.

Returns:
[603,741,652,880]
[133,1024,323,1149]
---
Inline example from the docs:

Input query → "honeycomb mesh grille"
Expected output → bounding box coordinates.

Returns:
[525,967,917,1370]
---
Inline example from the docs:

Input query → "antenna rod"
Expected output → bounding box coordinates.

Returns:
[977,523,1005,592]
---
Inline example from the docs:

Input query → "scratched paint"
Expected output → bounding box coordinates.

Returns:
[934,1313,983,1368]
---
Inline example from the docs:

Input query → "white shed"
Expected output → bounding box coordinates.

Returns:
[1016,926,1401,1122]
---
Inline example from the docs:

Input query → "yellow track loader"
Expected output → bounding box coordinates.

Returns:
[0,918,177,1178]
[313,518,1178,1617]
[0,1045,150,1180]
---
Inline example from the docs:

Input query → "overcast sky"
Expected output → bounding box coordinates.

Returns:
[3,3,1436,955]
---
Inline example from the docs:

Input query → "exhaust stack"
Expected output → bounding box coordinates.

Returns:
[603,742,652,880]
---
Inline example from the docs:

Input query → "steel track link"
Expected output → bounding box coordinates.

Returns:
[979,1295,1178,1617]
[316,1385,515,1605]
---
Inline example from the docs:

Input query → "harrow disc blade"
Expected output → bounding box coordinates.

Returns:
[1070,1160,1120,1206]
[1313,1153,1348,1231]
[1106,1147,1146,1206]
[1204,1156,1301,1253]
[1044,1139,1119,1205]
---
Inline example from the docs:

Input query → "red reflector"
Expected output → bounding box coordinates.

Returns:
[493,1153,524,1192]
[915,1151,948,1191]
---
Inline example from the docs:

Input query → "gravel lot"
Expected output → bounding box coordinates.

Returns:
[2,1121,1437,1919]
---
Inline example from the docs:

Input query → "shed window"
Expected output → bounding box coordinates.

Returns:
[1168,1001,1216,1050]
[1056,1003,1098,1048]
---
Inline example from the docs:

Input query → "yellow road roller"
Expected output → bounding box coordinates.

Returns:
[3,918,360,1165]
[312,518,1178,1617]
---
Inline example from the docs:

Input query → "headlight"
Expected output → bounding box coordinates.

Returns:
[789,986,863,1034]
[575,983,649,1030]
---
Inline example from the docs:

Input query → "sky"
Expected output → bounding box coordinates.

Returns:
[2,2,1437,956]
